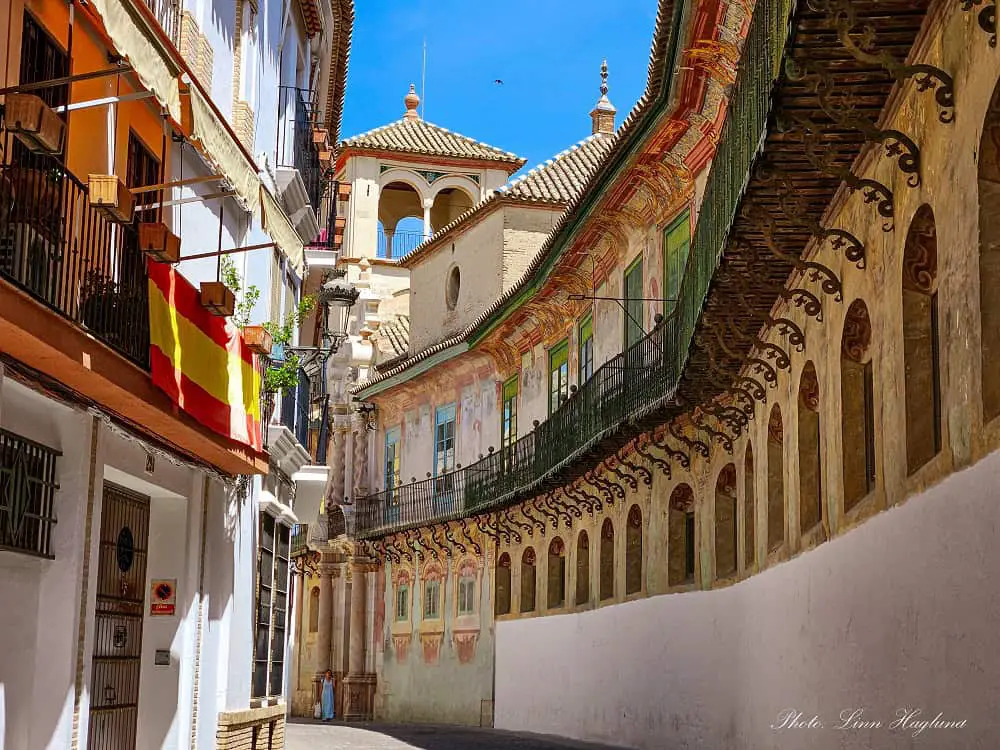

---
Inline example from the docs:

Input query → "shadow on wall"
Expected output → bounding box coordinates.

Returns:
[285,718,632,749]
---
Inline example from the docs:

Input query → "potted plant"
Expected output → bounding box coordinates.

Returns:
[220,256,317,413]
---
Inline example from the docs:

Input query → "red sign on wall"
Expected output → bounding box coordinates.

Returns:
[150,579,177,616]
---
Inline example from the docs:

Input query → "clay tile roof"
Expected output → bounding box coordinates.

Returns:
[372,315,410,366]
[339,118,526,168]
[499,133,616,204]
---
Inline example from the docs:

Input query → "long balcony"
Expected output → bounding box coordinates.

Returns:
[0,135,151,369]
[141,0,181,43]
[276,365,330,464]
[353,0,922,539]
[275,86,324,243]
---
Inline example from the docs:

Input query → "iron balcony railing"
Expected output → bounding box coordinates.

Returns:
[352,0,796,540]
[0,428,60,558]
[0,131,151,369]
[291,524,308,556]
[141,0,181,43]
[276,86,323,210]
[377,227,425,259]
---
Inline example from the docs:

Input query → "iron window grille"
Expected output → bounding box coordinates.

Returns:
[0,428,59,558]
[253,513,290,699]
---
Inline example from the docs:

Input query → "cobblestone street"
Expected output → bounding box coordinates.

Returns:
[285,720,629,750]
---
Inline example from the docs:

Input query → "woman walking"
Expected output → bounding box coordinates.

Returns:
[321,670,336,721]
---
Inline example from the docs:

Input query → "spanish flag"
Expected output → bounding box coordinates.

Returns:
[147,260,263,452]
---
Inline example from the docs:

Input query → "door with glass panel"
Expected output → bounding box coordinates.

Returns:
[88,483,150,750]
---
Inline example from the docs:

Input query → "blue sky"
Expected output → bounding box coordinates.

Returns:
[340,0,658,172]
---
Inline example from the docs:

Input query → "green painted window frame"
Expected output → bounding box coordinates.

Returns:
[663,209,691,318]
[624,254,644,350]
[501,375,519,449]
[578,312,594,385]
[548,339,570,415]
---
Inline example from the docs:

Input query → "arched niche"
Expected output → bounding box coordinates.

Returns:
[841,299,876,511]
[798,362,822,534]
[520,547,536,613]
[668,484,695,586]
[715,464,738,579]
[625,505,643,595]
[902,204,941,475]
[767,405,785,551]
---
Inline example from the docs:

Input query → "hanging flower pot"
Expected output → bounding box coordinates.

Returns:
[6,93,65,155]
[199,281,236,317]
[242,324,273,355]
[336,182,352,202]
[138,222,181,263]
[88,174,135,224]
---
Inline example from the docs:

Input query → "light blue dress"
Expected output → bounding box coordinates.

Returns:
[321,677,335,720]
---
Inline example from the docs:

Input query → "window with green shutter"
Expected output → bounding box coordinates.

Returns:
[624,255,644,350]
[549,340,570,415]
[663,210,691,317]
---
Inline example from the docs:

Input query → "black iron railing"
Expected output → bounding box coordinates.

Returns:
[291,524,308,556]
[276,86,323,210]
[377,227,425,259]
[0,131,151,369]
[0,428,60,558]
[353,0,797,540]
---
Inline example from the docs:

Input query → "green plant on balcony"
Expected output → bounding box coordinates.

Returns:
[220,255,316,394]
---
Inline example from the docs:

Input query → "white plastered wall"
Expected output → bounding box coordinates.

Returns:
[496,449,1000,749]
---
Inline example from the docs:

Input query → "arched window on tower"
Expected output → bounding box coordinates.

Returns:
[668,484,696,586]
[798,362,822,534]
[520,548,536,613]
[842,299,876,511]
[599,519,614,601]
[715,465,738,579]
[575,530,590,605]
[547,538,566,609]
[903,204,941,474]
[495,553,511,616]
[625,505,643,595]
[767,405,785,551]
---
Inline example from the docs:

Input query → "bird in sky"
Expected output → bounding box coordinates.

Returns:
[494,79,504,85]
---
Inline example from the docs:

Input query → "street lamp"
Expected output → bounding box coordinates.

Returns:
[319,268,361,352]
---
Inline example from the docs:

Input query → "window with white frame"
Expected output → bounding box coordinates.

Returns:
[433,404,456,494]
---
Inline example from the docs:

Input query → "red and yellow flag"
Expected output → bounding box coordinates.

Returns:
[147,260,263,452]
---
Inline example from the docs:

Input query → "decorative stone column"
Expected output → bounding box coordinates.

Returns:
[422,197,433,238]
[342,556,376,720]
[352,413,369,496]
[316,563,336,674]
[330,425,348,505]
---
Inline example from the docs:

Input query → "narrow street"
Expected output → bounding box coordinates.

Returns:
[285,720,629,750]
